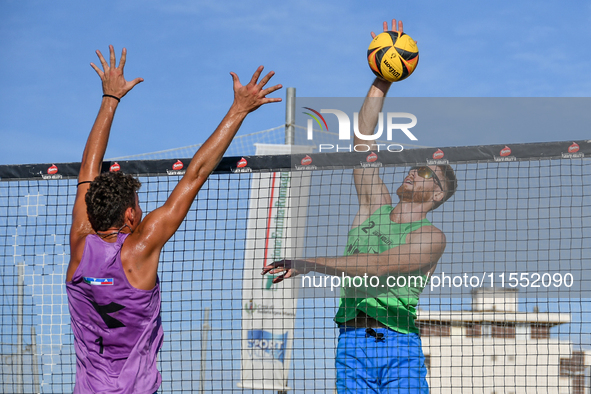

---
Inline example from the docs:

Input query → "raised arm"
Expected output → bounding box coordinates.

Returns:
[124,67,282,286]
[69,46,143,263]
[351,20,404,228]
[263,225,445,283]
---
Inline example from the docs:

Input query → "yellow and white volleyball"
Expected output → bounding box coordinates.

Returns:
[367,31,419,82]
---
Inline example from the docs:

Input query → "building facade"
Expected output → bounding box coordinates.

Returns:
[417,289,590,394]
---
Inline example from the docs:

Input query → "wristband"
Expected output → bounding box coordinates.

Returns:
[77,181,92,187]
[102,94,121,102]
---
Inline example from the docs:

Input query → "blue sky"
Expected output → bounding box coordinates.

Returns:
[1,0,591,165]
[1,3,590,390]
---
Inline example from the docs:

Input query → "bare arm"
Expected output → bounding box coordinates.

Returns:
[262,226,446,282]
[123,67,282,287]
[68,46,143,271]
[352,78,393,227]
[351,19,403,228]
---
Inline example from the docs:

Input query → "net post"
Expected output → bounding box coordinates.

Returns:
[285,87,296,146]
[281,86,296,394]
[277,84,295,394]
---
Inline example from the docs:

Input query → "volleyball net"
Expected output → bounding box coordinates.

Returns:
[1,140,590,393]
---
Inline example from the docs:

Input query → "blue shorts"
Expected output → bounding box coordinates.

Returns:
[335,327,429,394]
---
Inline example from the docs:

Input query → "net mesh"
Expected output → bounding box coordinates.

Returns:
[1,142,590,393]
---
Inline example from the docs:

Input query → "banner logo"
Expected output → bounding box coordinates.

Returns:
[433,149,444,160]
[359,151,382,168]
[246,330,288,364]
[233,157,252,173]
[494,145,516,162]
[244,299,256,314]
[562,142,584,159]
[110,162,120,172]
[568,142,580,153]
[427,149,449,165]
[42,164,62,180]
[167,159,186,176]
[295,155,317,170]
[366,152,378,162]
[173,160,184,171]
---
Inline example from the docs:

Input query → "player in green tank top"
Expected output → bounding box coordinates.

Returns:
[262,19,457,394]
[334,204,433,334]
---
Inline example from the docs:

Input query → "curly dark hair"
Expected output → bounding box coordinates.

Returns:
[85,172,142,232]
[432,164,457,210]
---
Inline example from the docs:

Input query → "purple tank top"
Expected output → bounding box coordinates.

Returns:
[66,233,163,394]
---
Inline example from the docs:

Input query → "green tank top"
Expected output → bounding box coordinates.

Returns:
[334,205,431,334]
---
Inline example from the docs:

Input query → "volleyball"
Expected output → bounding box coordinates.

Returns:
[367,31,419,82]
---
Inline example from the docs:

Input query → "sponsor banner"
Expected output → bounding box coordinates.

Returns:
[166,159,186,176]
[359,151,383,168]
[41,164,63,180]
[562,142,585,159]
[246,329,288,364]
[232,157,252,173]
[426,149,449,165]
[294,154,318,171]
[222,140,590,171]
[238,144,312,391]
[0,140,590,180]
[494,146,516,162]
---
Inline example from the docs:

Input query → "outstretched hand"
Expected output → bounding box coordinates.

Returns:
[371,19,403,39]
[230,66,282,114]
[91,45,144,99]
[261,259,313,284]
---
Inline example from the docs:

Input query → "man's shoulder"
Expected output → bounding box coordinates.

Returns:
[411,222,442,233]
[407,223,446,245]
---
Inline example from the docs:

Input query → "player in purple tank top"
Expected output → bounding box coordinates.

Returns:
[66,45,282,393]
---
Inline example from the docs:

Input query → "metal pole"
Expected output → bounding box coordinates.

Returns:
[16,263,24,394]
[281,87,296,394]
[199,308,211,394]
[31,325,40,394]
[285,87,296,146]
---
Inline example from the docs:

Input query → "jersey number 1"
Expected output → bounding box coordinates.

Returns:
[90,301,126,354]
